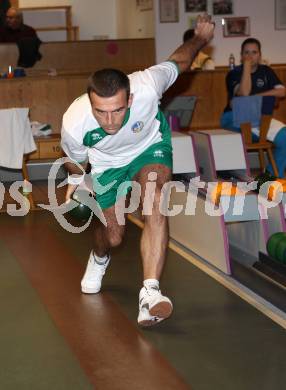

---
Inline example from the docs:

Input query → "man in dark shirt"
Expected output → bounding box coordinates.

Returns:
[221,38,286,177]
[0,7,38,41]
[0,7,42,67]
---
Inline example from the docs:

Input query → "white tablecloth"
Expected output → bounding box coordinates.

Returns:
[0,108,36,169]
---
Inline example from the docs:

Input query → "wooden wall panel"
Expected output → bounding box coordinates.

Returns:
[162,69,228,129]
[0,75,87,132]
[0,66,285,136]
[0,39,155,73]
[162,67,286,130]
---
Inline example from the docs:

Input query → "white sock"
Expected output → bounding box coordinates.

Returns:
[143,279,159,290]
[93,251,109,264]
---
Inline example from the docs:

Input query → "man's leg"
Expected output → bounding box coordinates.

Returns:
[220,111,241,132]
[135,163,173,326]
[81,203,126,294]
[93,202,126,257]
[137,164,171,280]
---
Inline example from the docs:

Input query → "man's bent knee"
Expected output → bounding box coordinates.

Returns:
[107,231,124,248]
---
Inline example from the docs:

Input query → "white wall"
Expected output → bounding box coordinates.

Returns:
[72,0,116,40]
[154,0,286,65]
[19,0,116,40]
[116,0,154,39]
[18,0,286,64]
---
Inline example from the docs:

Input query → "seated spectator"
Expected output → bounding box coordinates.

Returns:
[0,7,42,67]
[183,28,215,70]
[220,37,286,178]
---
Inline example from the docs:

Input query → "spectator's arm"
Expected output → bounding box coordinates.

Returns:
[236,60,252,96]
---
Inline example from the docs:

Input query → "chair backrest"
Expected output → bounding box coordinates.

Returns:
[232,95,275,143]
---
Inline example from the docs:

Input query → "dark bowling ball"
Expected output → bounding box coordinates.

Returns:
[266,232,286,263]
[68,189,93,221]
[274,235,286,264]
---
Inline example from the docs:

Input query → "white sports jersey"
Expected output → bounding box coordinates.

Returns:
[61,61,179,173]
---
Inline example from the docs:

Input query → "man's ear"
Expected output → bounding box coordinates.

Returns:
[128,93,133,108]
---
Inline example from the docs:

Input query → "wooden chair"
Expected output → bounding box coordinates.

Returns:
[21,6,79,41]
[232,95,279,177]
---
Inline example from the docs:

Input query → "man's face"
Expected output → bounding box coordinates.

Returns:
[90,89,133,135]
[6,9,21,30]
[241,43,261,68]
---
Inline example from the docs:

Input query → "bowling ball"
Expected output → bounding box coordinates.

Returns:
[274,237,286,264]
[67,189,93,221]
[266,232,286,263]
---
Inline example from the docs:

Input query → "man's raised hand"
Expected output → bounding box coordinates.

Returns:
[195,13,215,44]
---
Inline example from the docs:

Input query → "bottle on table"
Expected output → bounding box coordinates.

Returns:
[7,65,14,79]
[229,53,235,70]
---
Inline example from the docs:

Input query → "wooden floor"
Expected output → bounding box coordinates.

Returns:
[0,180,286,389]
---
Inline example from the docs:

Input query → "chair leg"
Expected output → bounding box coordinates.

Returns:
[22,158,29,181]
[22,158,36,210]
[266,149,279,178]
[258,149,265,172]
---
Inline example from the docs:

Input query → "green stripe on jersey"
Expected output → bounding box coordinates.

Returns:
[156,109,171,142]
[167,60,180,74]
[83,108,131,147]
[83,127,108,147]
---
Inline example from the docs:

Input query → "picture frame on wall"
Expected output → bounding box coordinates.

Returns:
[275,0,286,29]
[159,0,179,23]
[223,17,250,37]
[185,0,207,13]
[213,0,233,15]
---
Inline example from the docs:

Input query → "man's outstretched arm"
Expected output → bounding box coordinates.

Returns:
[168,14,215,73]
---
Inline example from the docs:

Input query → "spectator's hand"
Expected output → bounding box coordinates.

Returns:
[242,57,253,70]
[195,13,215,44]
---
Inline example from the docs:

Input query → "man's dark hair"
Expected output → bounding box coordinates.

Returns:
[241,38,261,53]
[87,68,130,101]
[183,28,195,43]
